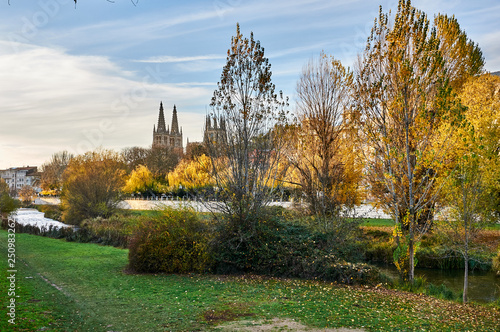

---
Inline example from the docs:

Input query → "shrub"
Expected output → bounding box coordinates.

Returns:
[210,209,380,285]
[5,213,137,248]
[128,206,212,273]
[363,241,395,264]
[426,283,457,301]
[35,205,63,221]
[492,250,500,276]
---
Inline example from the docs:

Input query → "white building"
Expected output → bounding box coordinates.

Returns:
[0,166,40,193]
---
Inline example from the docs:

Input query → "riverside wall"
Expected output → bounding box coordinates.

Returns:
[33,197,390,218]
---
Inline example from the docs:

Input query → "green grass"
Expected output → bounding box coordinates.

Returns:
[486,222,500,230]
[1,230,499,331]
[360,218,395,227]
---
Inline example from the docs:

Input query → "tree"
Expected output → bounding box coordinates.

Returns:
[61,149,126,225]
[185,142,208,160]
[207,23,289,225]
[437,74,500,302]
[354,0,483,282]
[458,74,500,218]
[287,53,362,230]
[122,165,157,196]
[18,185,35,205]
[434,14,484,92]
[40,151,73,194]
[145,146,181,180]
[167,154,215,191]
[0,179,18,217]
[121,147,149,172]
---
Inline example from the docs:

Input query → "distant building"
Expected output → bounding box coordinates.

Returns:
[203,115,226,145]
[0,166,40,192]
[152,102,183,150]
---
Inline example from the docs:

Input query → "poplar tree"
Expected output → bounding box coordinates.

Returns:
[355,0,483,282]
[438,74,500,302]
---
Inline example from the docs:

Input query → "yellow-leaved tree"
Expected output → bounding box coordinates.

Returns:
[167,154,215,191]
[437,73,500,302]
[354,0,484,282]
[61,149,126,225]
[122,165,157,196]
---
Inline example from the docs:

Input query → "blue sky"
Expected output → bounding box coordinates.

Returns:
[0,0,499,169]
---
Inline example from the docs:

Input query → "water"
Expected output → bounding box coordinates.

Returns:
[11,208,71,230]
[378,264,500,303]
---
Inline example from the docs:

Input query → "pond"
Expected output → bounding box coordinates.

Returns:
[378,264,500,303]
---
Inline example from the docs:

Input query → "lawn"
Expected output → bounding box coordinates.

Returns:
[1,230,499,331]
[359,218,395,227]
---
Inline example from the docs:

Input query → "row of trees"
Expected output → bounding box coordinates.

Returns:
[32,0,498,301]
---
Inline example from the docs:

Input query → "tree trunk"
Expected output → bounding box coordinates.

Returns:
[463,253,468,303]
[408,218,415,283]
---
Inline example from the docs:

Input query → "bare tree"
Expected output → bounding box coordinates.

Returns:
[40,151,74,194]
[287,53,362,231]
[121,146,149,172]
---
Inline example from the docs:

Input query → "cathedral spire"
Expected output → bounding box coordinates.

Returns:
[157,102,167,133]
[171,104,179,134]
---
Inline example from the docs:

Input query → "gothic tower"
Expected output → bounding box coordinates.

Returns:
[203,114,226,144]
[153,102,183,150]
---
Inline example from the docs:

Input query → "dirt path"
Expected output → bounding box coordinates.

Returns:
[216,318,366,331]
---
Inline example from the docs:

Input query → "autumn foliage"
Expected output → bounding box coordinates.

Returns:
[61,149,126,224]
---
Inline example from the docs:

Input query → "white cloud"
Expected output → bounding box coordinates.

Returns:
[0,41,212,169]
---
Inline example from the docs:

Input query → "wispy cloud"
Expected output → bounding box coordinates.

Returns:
[136,54,225,63]
[0,41,212,168]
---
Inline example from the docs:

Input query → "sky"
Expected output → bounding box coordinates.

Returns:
[0,0,499,170]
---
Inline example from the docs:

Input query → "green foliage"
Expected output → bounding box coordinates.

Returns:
[492,250,500,276]
[0,192,18,216]
[0,178,18,215]
[391,277,459,301]
[426,283,457,301]
[364,241,396,264]
[211,209,379,285]
[8,210,139,249]
[361,224,496,271]
[128,206,212,273]
[35,204,63,221]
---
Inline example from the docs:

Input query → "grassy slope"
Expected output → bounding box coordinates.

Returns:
[1,230,499,331]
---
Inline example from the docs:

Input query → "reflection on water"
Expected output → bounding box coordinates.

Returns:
[378,264,500,303]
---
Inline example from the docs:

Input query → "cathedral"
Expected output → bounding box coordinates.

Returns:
[152,102,183,149]
[204,115,226,144]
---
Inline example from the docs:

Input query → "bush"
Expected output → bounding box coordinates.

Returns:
[4,213,137,248]
[426,283,457,301]
[210,209,380,285]
[128,206,212,273]
[493,250,500,276]
[35,205,63,221]
[363,241,395,264]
